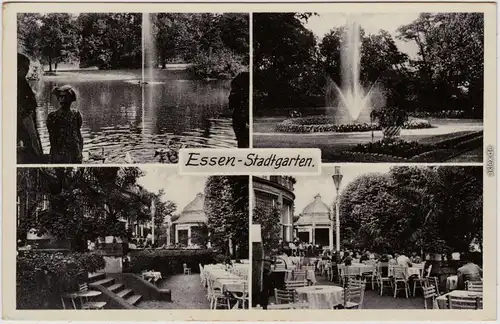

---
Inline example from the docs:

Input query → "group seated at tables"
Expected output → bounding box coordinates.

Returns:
[259,248,483,310]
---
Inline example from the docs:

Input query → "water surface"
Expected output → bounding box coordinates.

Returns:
[31,69,236,163]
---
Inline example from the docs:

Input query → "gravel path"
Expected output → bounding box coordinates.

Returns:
[138,274,210,309]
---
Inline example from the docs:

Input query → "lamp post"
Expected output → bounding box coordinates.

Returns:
[332,166,343,264]
[151,199,156,245]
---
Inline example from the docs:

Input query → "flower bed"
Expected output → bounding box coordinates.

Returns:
[17,251,105,309]
[409,110,467,119]
[351,139,434,158]
[126,249,216,277]
[275,116,431,133]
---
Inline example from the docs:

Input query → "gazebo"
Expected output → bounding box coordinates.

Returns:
[294,194,333,247]
[173,192,207,247]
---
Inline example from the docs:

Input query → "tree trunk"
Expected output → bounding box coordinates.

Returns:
[48,56,52,72]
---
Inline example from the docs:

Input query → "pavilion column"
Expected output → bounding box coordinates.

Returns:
[312,217,316,245]
[175,226,179,244]
[187,226,192,246]
[329,211,334,251]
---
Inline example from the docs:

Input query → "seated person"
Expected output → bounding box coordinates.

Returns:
[457,254,483,290]
[395,253,413,267]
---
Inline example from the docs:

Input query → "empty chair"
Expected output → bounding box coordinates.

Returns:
[78,283,107,310]
[207,279,230,310]
[422,283,438,309]
[274,288,296,304]
[413,264,433,296]
[376,263,392,296]
[344,279,366,309]
[183,263,191,275]
[447,295,482,309]
[392,266,409,298]
[362,266,377,290]
[284,280,308,291]
[293,269,306,281]
[466,281,483,293]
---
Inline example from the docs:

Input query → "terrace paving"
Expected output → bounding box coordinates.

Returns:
[138,273,210,309]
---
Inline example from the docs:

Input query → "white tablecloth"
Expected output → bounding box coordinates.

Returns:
[204,265,246,293]
[142,271,162,282]
[295,285,344,309]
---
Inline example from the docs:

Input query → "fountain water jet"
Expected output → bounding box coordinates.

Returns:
[140,13,156,135]
[326,17,381,124]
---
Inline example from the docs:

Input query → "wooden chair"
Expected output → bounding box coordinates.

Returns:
[376,263,393,296]
[274,288,296,304]
[61,293,78,310]
[422,282,438,309]
[284,280,307,291]
[183,263,191,275]
[344,279,366,309]
[362,266,377,290]
[465,281,483,293]
[447,295,482,309]
[207,279,230,310]
[78,283,106,310]
[392,266,409,298]
[293,269,306,281]
[413,264,432,296]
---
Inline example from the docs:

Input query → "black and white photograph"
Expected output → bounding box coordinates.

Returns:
[253,13,484,163]
[17,13,249,164]
[16,167,249,309]
[252,165,483,309]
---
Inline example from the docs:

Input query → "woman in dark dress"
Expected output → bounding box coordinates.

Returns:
[228,72,249,148]
[17,53,44,163]
[47,85,83,163]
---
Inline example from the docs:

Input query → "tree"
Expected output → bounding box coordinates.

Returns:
[253,13,322,110]
[397,13,484,116]
[204,176,249,258]
[252,204,282,255]
[38,14,80,72]
[17,13,42,58]
[338,166,483,255]
[78,13,142,69]
[17,167,149,252]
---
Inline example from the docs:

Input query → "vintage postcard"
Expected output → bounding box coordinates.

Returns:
[2,1,497,322]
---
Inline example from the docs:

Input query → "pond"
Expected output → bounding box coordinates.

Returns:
[30,68,236,163]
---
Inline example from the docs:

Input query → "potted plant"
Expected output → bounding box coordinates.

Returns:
[371,105,408,140]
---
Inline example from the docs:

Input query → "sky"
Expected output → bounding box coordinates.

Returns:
[137,167,208,214]
[305,13,421,58]
[293,164,391,214]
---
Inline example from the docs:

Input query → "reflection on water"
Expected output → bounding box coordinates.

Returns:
[31,69,236,163]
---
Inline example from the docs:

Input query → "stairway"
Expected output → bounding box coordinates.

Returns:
[89,273,143,307]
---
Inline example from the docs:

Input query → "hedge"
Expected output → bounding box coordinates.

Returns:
[17,251,105,309]
[125,249,217,277]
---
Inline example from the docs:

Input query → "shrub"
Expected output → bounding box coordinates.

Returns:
[17,251,105,309]
[125,249,216,276]
[371,106,408,127]
[351,139,434,158]
[187,48,245,80]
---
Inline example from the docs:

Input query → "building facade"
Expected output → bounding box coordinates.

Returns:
[173,192,207,247]
[294,194,334,248]
[253,176,295,242]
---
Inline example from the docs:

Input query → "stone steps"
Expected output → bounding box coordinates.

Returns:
[116,288,133,299]
[126,294,143,306]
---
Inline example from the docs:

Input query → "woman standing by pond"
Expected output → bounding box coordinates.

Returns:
[47,85,84,163]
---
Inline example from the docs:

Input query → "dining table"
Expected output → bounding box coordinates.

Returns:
[295,285,344,309]
[436,290,483,309]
